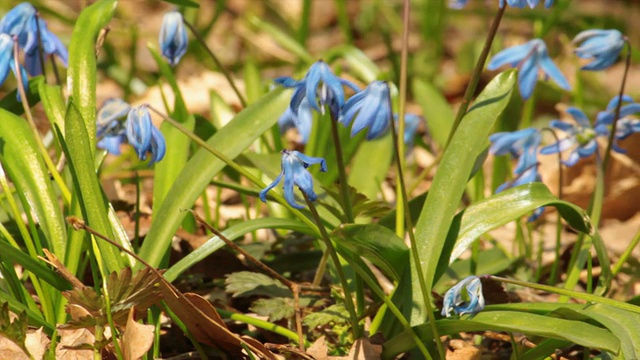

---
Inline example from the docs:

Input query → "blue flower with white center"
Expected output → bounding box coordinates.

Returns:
[573,29,625,71]
[96,99,131,155]
[487,39,571,100]
[441,276,485,318]
[277,95,313,144]
[125,105,166,166]
[540,107,608,166]
[259,150,327,209]
[594,95,640,153]
[159,10,188,67]
[340,81,391,140]
[23,17,68,76]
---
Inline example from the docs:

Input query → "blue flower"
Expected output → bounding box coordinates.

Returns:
[259,150,327,209]
[540,107,608,166]
[0,3,36,42]
[397,113,422,148]
[277,96,313,144]
[448,0,469,9]
[23,17,68,76]
[159,10,188,67]
[594,95,640,153]
[489,128,541,176]
[499,0,554,7]
[573,29,625,71]
[96,99,131,155]
[0,33,28,99]
[487,39,571,100]
[441,276,485,317]
[276,60,360,118]
[125,105,166,166]
[340,81,391,140]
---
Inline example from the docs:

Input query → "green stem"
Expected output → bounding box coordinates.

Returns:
[443,5,506,151]
[329,114,354,223]
[601,39,631,174]
[304,195,361,339]
[216,307,308,346]
[182,19,247,107]
[395,0,410,237]
[334,0,352,44]
[612,228,640,277]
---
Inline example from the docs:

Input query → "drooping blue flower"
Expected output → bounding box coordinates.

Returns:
[277,95,313,144]
[96,99,131,155]
[0,3,36,42]
[540,107,608,166]
[397,113,422,148]
[487,39,571,100]
[573,29,625,71]
[0,33,29,100]
[594,95,640,153]
[125,105,166,166]
[340,81,391,140]
[441,276,485,317]
[489,128,541,175]
[159,10,188,67]
[276,60,360,118]
[23,17,68,76]
[499,0,554,8]
[259,150,327,209]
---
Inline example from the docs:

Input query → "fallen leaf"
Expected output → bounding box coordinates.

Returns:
[446,339,481,360]
[0,336,29,360]
[24,328,50,360]
[122,308,154,360]
[306,336,328,360]
[56,328,94,360]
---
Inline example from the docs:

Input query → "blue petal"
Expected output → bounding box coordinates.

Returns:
[340,89,368,126]
[148,125,167,166]
[517,55,538,100]
[540,137,575,155]
[0,3,36,37]
[259,172,283,203]
[566,107,591,128]
[538,53,571,91]
[159,11,188,66]
[487,42,533,70]
[282,164,304,209]
[97,134,126,155]
[294,150,327,172]
[126,105,153,159]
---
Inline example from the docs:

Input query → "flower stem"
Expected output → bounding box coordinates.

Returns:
[443,4,506,151]
[304,194,361,339]
[182,19,247,107]
[601,39,631,174]
[395,0,410,236]
[329,114,354,223]
[612,228,640,277]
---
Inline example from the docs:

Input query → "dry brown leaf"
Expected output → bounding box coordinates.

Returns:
[0,336,29,360]
[122,308,154,360]
[56,328,94,360]
[41,249,84,289]
[24,328,50,360]
[328,338,382,360]
[446,339,481,360]
[306,336,328,360]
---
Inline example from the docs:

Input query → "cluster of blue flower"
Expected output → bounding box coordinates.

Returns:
[263,60,423,209]
[0,2,67,94]
[97,99,166,166]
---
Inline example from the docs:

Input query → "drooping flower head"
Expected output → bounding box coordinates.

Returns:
[277,96,313,144]
[441,276,485,317]
[259,150,327,209]
[488,39,571,100]
[397,113,422,148]
[96,99,131,155]
[540,107,608,166]
[159,10,188,67]
[0,3,69,76]
[340,81,391,140]
[573,29,625,71]
[125,105,166,166]
[450,0,554,8]
[0,33,28,99]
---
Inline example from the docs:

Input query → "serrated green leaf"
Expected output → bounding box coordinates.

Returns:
[333,224,408,281]
[225,271,291,298]
[303,304,350,329]
[137,89,291,271]
[0,108,67,258]
[250,298,294,322]
[67,0,118,150]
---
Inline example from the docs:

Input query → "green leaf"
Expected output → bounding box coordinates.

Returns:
[0,108,67,258]
[225,272,291,298]
[251,296,325,323]
[38,82,66,135]
[62,101,124,271]
[137,89,291,270]
[433,248,516,293]
[384,310,620,358]
[161,0,199,7]
[303,304,350,329]
[347,133,393,200]
[407,70,516,325]
[412,78,454,148]
[0,240,70,291]
[67,0,118,150]
[326,45,380,83]
[333,224,408,281]
[247,15,313,63]
[447,183,591,264]
[0,76,43,115]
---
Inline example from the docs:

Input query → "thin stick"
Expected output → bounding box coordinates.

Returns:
[182,19,247,107]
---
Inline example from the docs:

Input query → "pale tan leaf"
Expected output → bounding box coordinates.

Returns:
[306,336,328,360]
[24,328,49,360]
[0,336,29,360]
[56,329,94,360]
[122,308,154,360]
